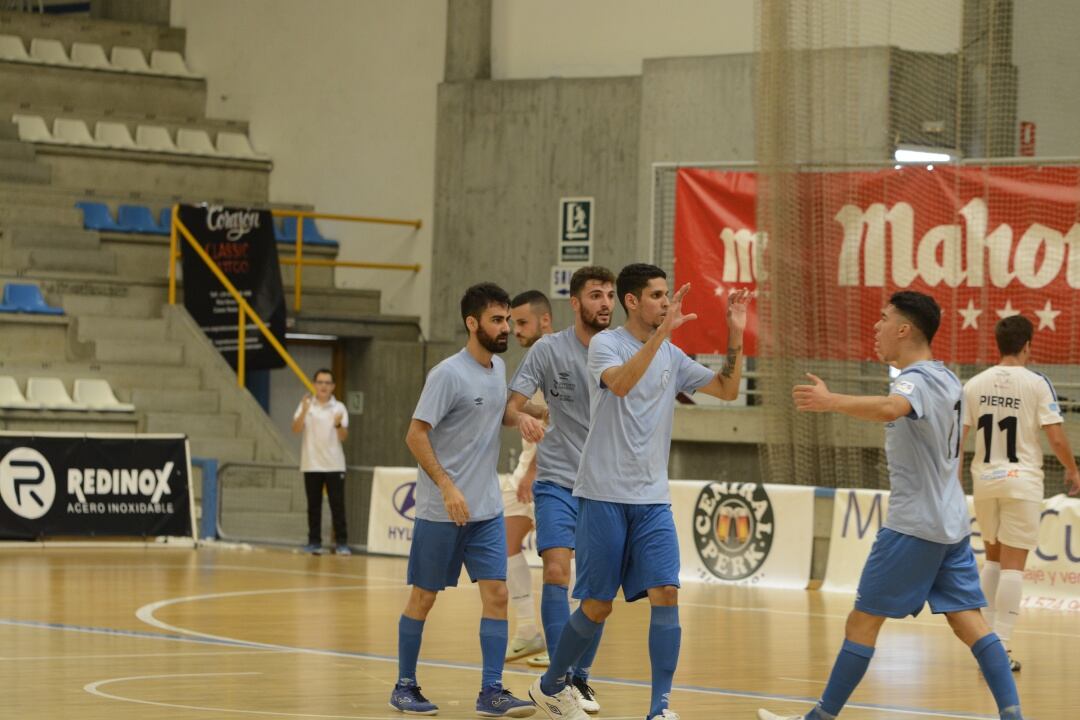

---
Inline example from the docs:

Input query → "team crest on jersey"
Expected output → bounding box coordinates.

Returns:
[893,380,915,395]
[693,482,774,581]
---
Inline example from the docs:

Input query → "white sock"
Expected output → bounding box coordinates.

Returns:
[980,560,1001,630]
[507,553,537,639]
[995,569,1024,643]
[568,558,579,612]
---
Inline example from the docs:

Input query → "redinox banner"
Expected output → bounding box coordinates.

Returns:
[0,433,193,540]
[179,204,286,370]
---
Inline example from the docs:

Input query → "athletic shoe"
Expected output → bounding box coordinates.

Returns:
[335,544,352,556]
[475,684,536,717]
[301,543,323,555]
[388,680,438,715]
[648,710,680,720]
[1007,650,1022,672]
[505,632,545,662]
[569,676,599,714]
[757,710,804,720]
[525,653,549,667]
[529,676,589,720]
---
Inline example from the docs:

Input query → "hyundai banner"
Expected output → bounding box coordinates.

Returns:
[179,204,286,370]
[0,432,194,540]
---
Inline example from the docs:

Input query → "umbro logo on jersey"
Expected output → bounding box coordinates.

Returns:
[473,397,484,406]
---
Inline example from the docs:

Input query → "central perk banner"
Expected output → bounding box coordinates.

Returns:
[179,204,287,370]
[673,165,1080,364]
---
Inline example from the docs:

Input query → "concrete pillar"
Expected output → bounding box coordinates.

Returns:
[960,0,1018,157]
[444,0,491,81]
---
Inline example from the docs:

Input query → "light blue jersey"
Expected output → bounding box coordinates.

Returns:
[884,360,969,544]
[576,326,715,504]
[412,349,506,523]
[509,326,591,489]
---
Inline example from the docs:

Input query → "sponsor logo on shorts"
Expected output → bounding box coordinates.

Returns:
[692,481,775,581]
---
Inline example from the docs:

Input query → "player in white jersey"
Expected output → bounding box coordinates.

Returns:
[503,290,553,663]
[962,314,1080,672]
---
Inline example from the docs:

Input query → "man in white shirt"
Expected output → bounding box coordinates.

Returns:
[291,368,349,555]
[962,314,1080,671]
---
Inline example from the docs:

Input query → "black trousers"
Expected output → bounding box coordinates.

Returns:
[304,471,347,545]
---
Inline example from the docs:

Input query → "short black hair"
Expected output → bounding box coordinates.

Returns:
[313,368,334,382]
[615,263,666,312]
[461,282,511,329]
[510,290,551,316]
[889,290,941,345]
[570,266,616,297]
[995,314,1034,356]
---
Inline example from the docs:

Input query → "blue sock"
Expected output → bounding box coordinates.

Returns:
[817,639,874,716]
[479,617,507,689]
[541,608,601,695]
[648,605,681,718]
[398,615,424,684]
[572,623,604,680]
[541,583,570,657]
[971,633,1021,718]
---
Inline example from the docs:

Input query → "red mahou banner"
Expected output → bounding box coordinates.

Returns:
[673,165,1080,364]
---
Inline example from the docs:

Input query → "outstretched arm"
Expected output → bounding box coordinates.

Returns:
[793,373,912,422]
[696,289,753,401]
[601,283,697,397]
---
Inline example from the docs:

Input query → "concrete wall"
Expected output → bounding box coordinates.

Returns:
[1013,0,1080,157]
[432,76,641,342]
[171,0,446,333]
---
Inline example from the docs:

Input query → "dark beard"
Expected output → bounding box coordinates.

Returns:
[477,325,509,353]
[581,308,611,333]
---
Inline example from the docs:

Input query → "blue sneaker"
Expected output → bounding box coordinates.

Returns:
[476,684,536,717]
[335,544,352,556]
[301,543,323,555]
[389,680,438,715]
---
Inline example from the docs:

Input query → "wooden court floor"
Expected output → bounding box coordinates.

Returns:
[1,547,1075,719]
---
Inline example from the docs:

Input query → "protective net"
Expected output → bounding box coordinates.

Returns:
[659,1,1080,494]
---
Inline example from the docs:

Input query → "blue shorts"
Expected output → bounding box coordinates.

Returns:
[855,528,986,618]
[407,515,507,592]
[534,481,578,554]
[573,499,680,603]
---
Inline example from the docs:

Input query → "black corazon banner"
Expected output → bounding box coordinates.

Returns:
[179,204,286,370]
[0,433,193,540]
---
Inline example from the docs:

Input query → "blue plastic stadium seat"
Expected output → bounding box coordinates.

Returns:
[118,205,169,235]
[158,206,173,232]
[276,216,338,247]
[2,284,64,315]
[75,201,122,232]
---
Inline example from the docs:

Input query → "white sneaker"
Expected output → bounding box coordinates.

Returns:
[569,676,599,714]
[506,633,545,662]
[648,710,680,720]
[757,710,803,720]
[529,676,589,720]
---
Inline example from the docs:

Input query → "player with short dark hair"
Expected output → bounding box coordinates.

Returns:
[962,314,1080,672]
[758,291,1024,720]
[530,263,751,720]
[390,282,535,718]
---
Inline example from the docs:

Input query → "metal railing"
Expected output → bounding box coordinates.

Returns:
[166,206,422,392]
[270,209,421,313]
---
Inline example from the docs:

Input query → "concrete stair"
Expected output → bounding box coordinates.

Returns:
[145,411,238,437]
[130,387,218,412]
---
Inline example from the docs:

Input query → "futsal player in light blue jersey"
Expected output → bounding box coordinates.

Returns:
[530,263,753,720]
[505,266,617,714]
[758,291,1023,720]
[390,282,536,718]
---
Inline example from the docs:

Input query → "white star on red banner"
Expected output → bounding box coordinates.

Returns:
[1035,300,1061,331]
[958,299,982,330]
[995,300,1020,320]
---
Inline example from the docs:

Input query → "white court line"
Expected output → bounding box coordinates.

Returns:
[776,676,828,685]
[1,649,279,661]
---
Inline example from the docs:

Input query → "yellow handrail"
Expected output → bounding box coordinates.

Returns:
[168,207,315,395]
[270,208,422,312]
